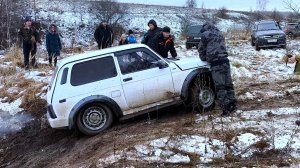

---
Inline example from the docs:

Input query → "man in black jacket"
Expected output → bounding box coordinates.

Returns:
[198,22,236,116]
[142,19,162,50]
[94,21,114,49]
[152,26,177,58]
[18,16,41,70]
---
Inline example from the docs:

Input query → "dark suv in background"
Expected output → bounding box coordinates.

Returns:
[284,22,300,39]
[251,20,286,51]
[186,25,202,49]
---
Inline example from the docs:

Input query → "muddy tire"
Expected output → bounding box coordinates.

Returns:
[190,75,215,112]
[76,103,113,135]
[251,38,255,46]
[186,44,192,50]
[255,42,260,51]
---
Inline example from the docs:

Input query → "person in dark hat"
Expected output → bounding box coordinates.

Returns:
[94,21,114,49]
[127,29,137,44]
[18,16,41,70]
[151,26,177,58]
[142,19,162,50]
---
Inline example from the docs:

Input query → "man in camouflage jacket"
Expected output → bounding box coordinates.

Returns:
[198,22,236,116]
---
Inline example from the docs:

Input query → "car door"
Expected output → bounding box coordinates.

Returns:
[115,48,175,109]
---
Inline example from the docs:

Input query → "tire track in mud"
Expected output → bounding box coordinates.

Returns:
[0,80,299,168]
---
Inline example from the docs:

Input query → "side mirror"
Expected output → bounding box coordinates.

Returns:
[157,60,168,69]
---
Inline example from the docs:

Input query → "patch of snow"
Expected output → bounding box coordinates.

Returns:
[0,98,23,115]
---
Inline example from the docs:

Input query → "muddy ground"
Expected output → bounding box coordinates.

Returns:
[0,79,299,168]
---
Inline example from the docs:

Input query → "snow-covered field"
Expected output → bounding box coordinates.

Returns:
[97,107,300,167]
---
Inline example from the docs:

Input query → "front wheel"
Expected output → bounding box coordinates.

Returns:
[76,103,113,135]
[190,77,215,112]
[255,42,260,51]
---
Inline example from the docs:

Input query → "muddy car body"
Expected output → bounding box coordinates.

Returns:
[251,20,286,51]
[47,44,215,135]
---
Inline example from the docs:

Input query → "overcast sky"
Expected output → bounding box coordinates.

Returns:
[119,0,291,12]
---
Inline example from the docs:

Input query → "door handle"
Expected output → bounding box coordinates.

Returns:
[123,77,133,82]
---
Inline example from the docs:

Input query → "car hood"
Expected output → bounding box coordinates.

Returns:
[170,57,209,70]
[256,30,285,36]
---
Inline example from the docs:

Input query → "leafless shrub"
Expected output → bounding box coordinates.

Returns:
[215,7,229,19]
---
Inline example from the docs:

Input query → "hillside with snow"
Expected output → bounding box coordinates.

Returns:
[32,1,248,47]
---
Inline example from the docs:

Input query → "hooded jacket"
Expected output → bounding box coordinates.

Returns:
[94,22,114,49]
[198,22,228,64]
[46,24,62,55]
[152,32,177,58]
[143,19,162,49]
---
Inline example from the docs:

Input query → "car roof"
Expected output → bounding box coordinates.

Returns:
[58,44,149,66]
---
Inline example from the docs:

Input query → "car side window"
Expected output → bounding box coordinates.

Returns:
[70,56,117,86]
[117,50,160,74]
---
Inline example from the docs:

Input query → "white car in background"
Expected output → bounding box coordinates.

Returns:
[47,44,215,135]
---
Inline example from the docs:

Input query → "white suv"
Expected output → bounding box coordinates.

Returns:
[47,44,215,135]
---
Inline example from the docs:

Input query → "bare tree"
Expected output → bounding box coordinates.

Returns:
[0,0,27,49]
[256,0,269,11]
[283,0,300,15]
[186,0,197,8]
[90,0,127,25]
[269,9,284,23]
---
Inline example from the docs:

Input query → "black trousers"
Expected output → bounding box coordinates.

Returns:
[23,42,37,67]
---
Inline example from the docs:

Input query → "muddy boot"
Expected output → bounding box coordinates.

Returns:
[296,120,300,126]
[221,104,230,117]
[229,101,237,113]
[25,64,29,70]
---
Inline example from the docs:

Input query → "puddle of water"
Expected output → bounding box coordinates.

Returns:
[0,110,33,138]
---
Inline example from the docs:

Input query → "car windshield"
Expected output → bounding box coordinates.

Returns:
[257,23,280,31]
[188,26,202,35]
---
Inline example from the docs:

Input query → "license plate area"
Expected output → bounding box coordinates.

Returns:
[194,37,201,40]
[267,39,277,43]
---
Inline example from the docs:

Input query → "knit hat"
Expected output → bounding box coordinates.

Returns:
[25,16,32,22]
[128,29,134,35]
[162,26,171,33]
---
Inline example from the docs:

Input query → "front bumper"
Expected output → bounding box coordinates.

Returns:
[47,113,69,128]
[256,37,286,48]
[47,104,68,128]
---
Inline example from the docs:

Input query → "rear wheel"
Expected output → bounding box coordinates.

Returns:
[76,103,113,135]
[189,74,215,112]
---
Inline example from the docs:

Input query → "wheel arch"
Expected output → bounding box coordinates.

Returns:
[181,68,213,101]
[68,95,123,130]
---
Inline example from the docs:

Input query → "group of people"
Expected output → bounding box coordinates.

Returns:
[18,17,300,118]
[18,16,61,69]
[93,19,177,59]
